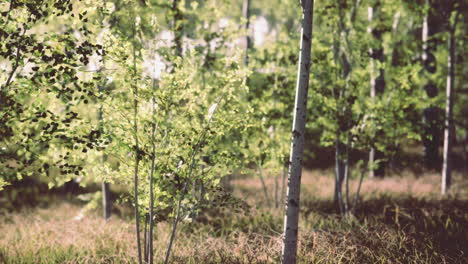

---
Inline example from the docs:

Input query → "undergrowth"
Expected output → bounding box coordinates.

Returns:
[0,172,466,263]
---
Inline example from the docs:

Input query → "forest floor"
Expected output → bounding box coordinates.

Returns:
[0,170,467,263]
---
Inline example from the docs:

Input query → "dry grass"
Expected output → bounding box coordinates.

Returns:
[0,203,137,263]
[1,170,467,263]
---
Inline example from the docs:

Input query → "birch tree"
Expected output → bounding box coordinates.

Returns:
[98,0,112,221]
[442,2,462,195]
[243,0,252,66]
[367,1,386,178]
[281,0,314,263]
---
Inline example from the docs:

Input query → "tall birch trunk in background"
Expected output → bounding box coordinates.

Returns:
[367,6,376,178]
[99,0,111,221]
[243,0,251,66]
[172,0,183,57]
[442,9,461,195]
[131,20,143,264]
[147,37,159,264]
[281,0,314,263]
[367,2,386,178]
[333,0,359,216]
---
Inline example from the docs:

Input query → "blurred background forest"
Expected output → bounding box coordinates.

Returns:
[0,0,467,263]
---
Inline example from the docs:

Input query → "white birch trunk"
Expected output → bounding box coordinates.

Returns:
[131,21,143,264]
[98,1,111,220]
[281,1,314,263]
[422,4,428,63]
[243,0,251,66]
[172,0,182,57]
[102,182,111,219]
[442,10,460,195]
[441,40,453,195]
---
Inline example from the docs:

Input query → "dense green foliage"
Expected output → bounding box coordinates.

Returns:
[0,0,104,189]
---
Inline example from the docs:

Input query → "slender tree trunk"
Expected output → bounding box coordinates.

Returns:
[172,0,183,57]
[442,10,460,195]
[99,77,111,220]
[334,136,345,215]
[367,3,386,178]
[274,168,279,209]
[98,0,112,220]
[242,0,251,66]
[147,30,160,261]
[464,132,468,174]
[132,22,143,264]
[102,182,111,219]
[164,186,185,264]
[147,75,158,264]
[163,101,219,264]
[143,214,148,262]
[281,1,314,263]
[332,1,358,215]
[353,164,366,211]
[133,89,142,264]
[344,134,350,215]
[258,166,271,207]
[367,6,376,179]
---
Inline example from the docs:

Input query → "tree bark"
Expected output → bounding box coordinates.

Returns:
[367,3,386,178]
[353,164,367,213]
[332,0,359,215]
[132,21,143,264]
[442,9,460,195]
[172,0,183,57]
[334,136,345,215]
[258,166,271,207]
[143,213,148,262]
[164,186,184,264]
[368,6,376,179]
[147,74,158,264]
[242,0,252,66]
[275,166,279,209]
[344,134,350,215]
[102,182,111,219]
[98,0,112,220]
[100,75,111,220]
[281,1,314,263]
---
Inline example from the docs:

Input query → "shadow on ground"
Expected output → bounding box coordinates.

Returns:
[301,195,468,263]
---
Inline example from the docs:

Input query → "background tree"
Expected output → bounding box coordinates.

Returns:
[441,0,464,195]
[0,0,103,190]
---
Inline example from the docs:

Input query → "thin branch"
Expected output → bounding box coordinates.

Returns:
[164,97,222,264]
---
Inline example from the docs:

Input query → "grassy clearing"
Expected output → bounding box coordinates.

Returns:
[0,170,467,263]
